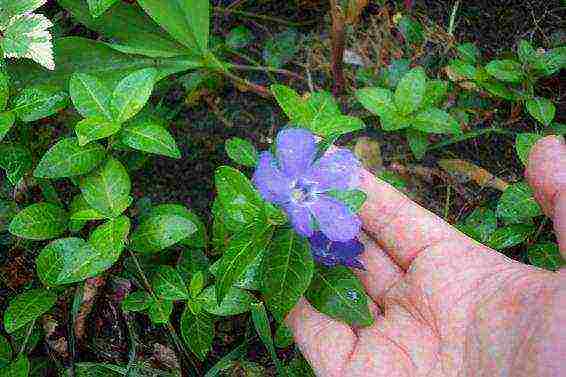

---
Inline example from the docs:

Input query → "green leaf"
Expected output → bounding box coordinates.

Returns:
[263,29,298,69]
[215,223,273,304]
[325,189,367,213]
[0,111,15,142]
[515,133,543,166]
[226,26,254,49]
[306,266,374,327]
[496,182,542,224]
[121,291,150,312]
[11,86,68,122]
[406,129,429,160]
[69,194,106,221]
[456,43,480,64]
[130,212,197,254]
[118,118,181,159]
[250,303,285,376]
[69,73,113,120]
[0,71,9,111]
[308,91,341,118]
[446,60,477,81]
[34,137,106,179]
[200,286,255,316]
[485,59,523,83]
[413,108,461,134]
[137,0,209,54]
[80,158,132,218]
[215,166,264,227]
[110,68,157,123]
[75,117,122,146]
[225,137,258,167]
[528,243,565,271]
[310,115,365,138]
[9,202,67,240]
[271,84,314,126]
[86,0,120,18]
[274,324,294,349]
[152,265,190,301]
[0,0,50,27]
[147,296,173,324]
[355,87,395,118]
[3,289,57,333]
[487,224,534,250]
[517,40,536,65]
[397,16,424,45]
[180,306,215,360]
[421,80,448,108]
[261,229,314,321]
[87,216,130,269]
[189,271,205,298]
[210,249,265,291]
[148,204,206,248]
[2,354,30,377]
[394,67,427,115]
[457,207,497,243]
[525,97,555,126]
[0,143,33,185]
[0,334,11,369]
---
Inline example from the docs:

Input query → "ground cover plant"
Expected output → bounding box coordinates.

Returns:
[0,0,565,375]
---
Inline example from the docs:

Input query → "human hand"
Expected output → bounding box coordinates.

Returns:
[286,135,566,377]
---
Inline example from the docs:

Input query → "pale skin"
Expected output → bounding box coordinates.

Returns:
[285,135,566,377]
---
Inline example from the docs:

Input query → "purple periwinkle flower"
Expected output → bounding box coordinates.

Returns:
[253,128,362,242]
[309,231,365,269]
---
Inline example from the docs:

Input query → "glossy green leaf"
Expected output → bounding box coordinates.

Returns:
[485,59,523,83]
[308,91,341,118]
[148,204,206,248]
[180,306,215,360]
[306,266,374,327]
[130,212,197,253]
[147,296,174,324]
[225,137,258,167]
[356,87,395,118]
[310,115,365,138]
[2,354,30,377]
[11,86,68,122]
[87,216,130,268]
[75,117,122,146]
[525,97,555,126]
[121,291,150,312]
[152,265,190,301]
[250,303,285,376]
[215,223,273,304]
[118,118,181,159]
[137,0,209,54]
[3,289,57,333]
[528,243,565,271]
[215,166,264,227]
[406,129,429,160]
[487,224,534,250]
[271,84,314,126]
[496,182,542,224]
[394,67,426,115]
[189,271,205,298]
[86,0,120,17]
[200,286,255,316]
[210,249,265,291]
[413,108,461,134]
[34,137,106,179]
[110,68,157,123]
[515,133,543,166]
[446,60,477,81]
[262,229,314,321]
[456,43,480,64]
[457,207,497,243]
[69,194,106,221]
[0,144,33,184]
[9,202,67,240]
[69,72,113,119]
[0,112,15,142]
[80,158,131,218]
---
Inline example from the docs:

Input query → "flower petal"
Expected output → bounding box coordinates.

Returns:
[308,195,361,241]
[305,148,362,192]
[284,202,314,238]
[276,128,317,180]
[308,231,365,269]
[253,151,292,204]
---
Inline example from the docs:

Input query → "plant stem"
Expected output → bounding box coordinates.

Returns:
[229,63,304,82]
[213,6,316,27]
[448,0,461,36]
[329,0,346,95]
[224,48,278,83]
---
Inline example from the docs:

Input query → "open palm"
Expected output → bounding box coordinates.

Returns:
[286,136,566,377]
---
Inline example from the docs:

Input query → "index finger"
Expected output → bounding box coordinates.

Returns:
[358,169,469,270]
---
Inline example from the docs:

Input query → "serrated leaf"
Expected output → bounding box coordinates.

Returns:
[86,0,120,18]
[69,72,113,119]
[485,59,523,83]
[515,133,543,166]
[394,67,426,115]
[3,289,57,333]
[0,111,15,142]
[225,137,258,167]
[527,243,565,271]
[406,129,429,160]
[0,143,33,184]
[413,108,461,134]
[525,97,555,126]
[130,213,197,254]
[180,306,215,360]
[110,68,157,123]
[2,354,30,377]
[200,286,255,316]
[496,182,542,224]
[75,117,122,146]
[121,291,150,312]
[0,0,47,28]
[11,85,67,122]
[34,137,106,179]
[80,158,131,218]
[137,0,209,54]
[271,84,314,126]
[8,202,67,240]
[261,229,313,321]
[215,223,273,304]
[1,13,54,70]
[152,265,190,301]
[306,266,373,327]
[355,87,396,118]
[119,118,181,158]
[487,224,534,250]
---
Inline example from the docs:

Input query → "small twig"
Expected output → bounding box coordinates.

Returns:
[448,0,461,36]
[220,69,271,97]
[329,0,346,95]
[225,48,278,83]
[229,63,304,82]
[213,6,316,27]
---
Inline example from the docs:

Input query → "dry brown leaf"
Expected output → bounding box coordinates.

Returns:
[438,159,509,191]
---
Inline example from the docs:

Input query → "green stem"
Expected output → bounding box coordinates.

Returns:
[229,63,304,82]
[224,48,277,83]
[213,6,316,26]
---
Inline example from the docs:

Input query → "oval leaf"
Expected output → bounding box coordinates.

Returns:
[110,68,157,123]
[130,213,197,253]
[75,117,121,146]
[525,97,555,126]
[180,307,215,361]
[69,72,113,119]
[3,289,57,333]
[119,118,181,159]
[12,86,68,122]
[152,265,190,301]
[496,182,542,224]
[485,59,523,83]
[528,243,565,271]
[201,286,255,316]
[413,108,461,134]
[9,202,67,240]
[394,67,426,115]
[225,137,258,167]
